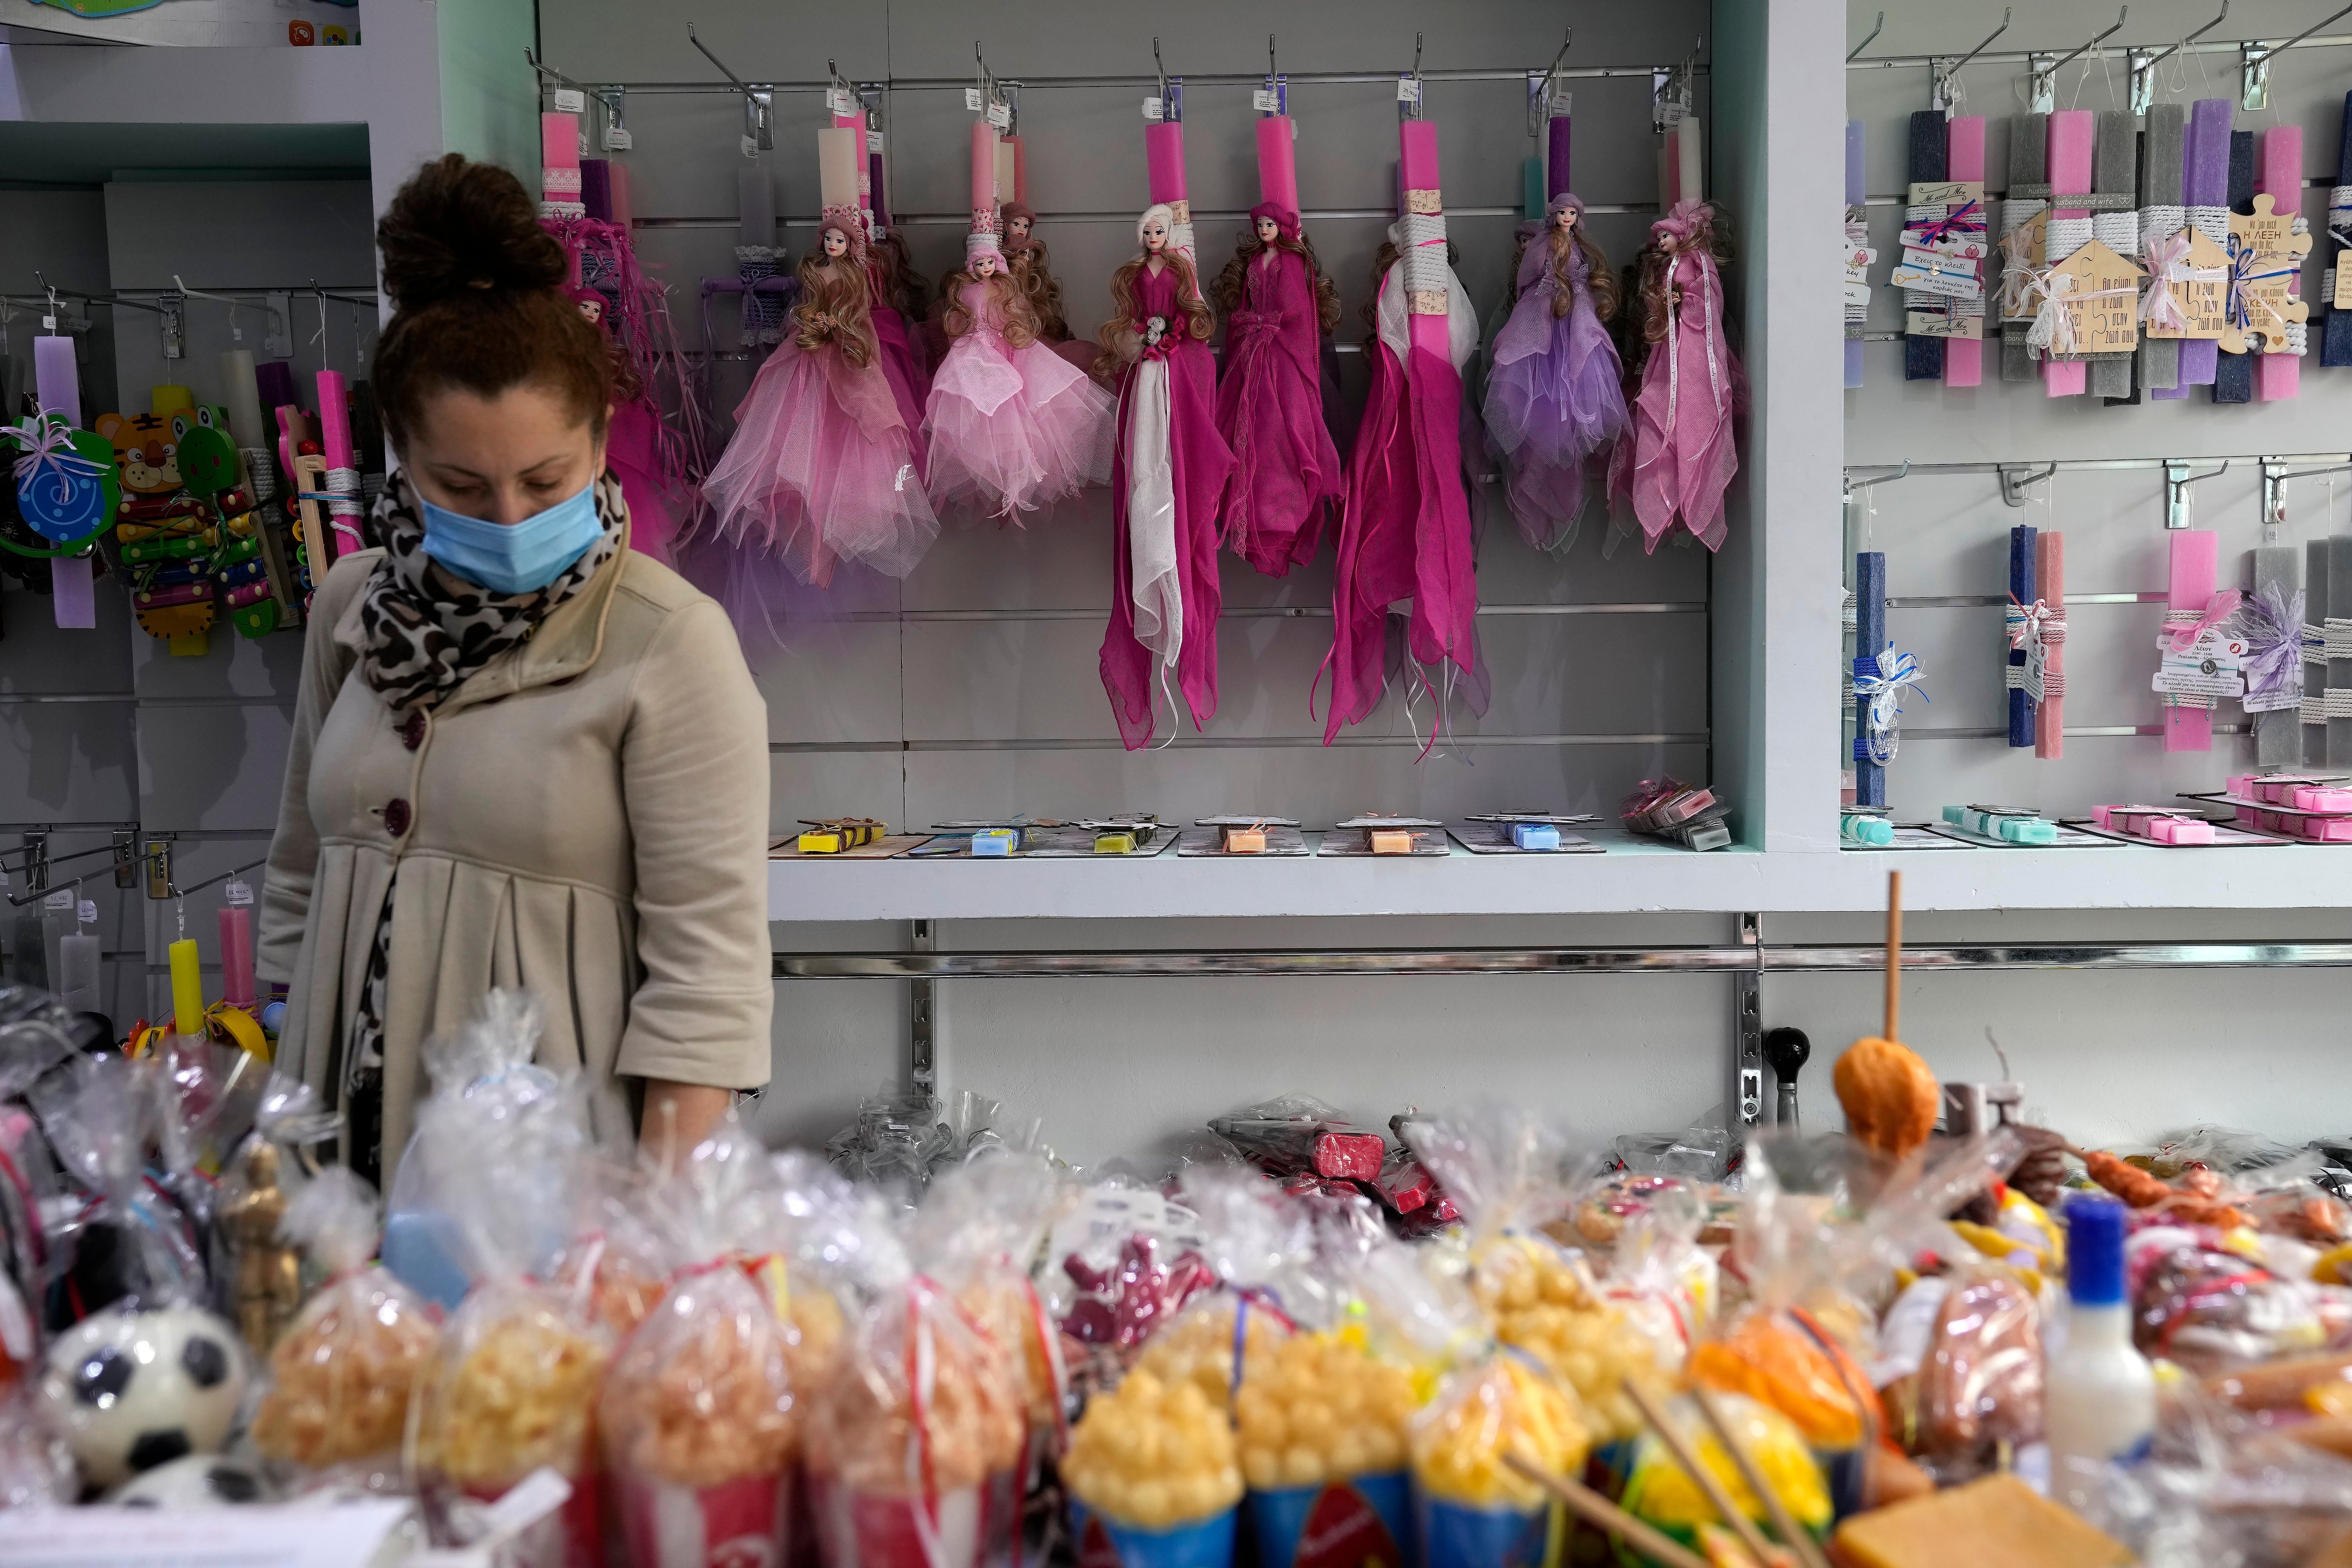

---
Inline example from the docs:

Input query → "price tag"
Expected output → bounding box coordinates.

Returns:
[1252,88,1279,112]
[740,134,759,158]
[2153,627,2248,700]
[2336,258,2352,312]
[867,130,884,153]
[1396,76,1422,104]
[966,88,984,112]
[40,316,55,332]
[43,888,70,910]
[602,126,633,152]
[225,878,254,908]
[986,102,1010,129]
[1907,178,1983,208]
[1844,281,1875,308]
[1888,263,1983,301]
[551,87,584,113]
[1141,97,1164,121]
[827,87,856,117]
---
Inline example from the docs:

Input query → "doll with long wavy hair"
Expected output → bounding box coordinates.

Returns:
[699,215,937,591]
[1608,199,1744,554]
[1210,192,1344,578]
[1096,202,1233,749]
[866,226,934,410]
[924,228,1114,520]
[1484,193,1626,553]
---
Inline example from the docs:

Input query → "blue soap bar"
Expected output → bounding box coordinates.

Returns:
[1999,816,2058,844]
[971,829,1017,856]
[1511,822,1560,851]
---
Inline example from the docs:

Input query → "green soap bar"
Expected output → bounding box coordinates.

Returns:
[1999,817,2058,844]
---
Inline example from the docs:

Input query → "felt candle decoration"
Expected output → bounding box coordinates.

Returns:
[2087,110,2140,400]
[2308,539,2333,767]
[32,334,95,630]
[2035,531,2066,760]
[1660,130,1680,211]
[253,359,297,423]
[218,904,254,1010]
[2178,99,2233,389]
[2000,113,2048,382]
[2043,109,2094,397]
[2333,537,2352,768]
[2258,124,2307,402]
[1145,122,1195,272]
[2006,524,2036,747]
[150,385,192,420]
[315,370,355,570]
[1854,550,1888,807]
[820,125,867,234]
[168,937,202,1038]
[1905,110,1948,382]
[2215,131,2258,404]
[540,111,584,219]
[1944,116,1987,387]
[2164,529,2223,752]
[1846,119,1867,390]
[2252,542,2305,769]
[2324,93,2352,366]
[2138,104,2188,396]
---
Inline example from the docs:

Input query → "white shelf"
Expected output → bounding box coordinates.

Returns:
[767,831,2352,923]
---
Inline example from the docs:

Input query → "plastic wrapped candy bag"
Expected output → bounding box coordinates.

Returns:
[912,1150,1070,1454]
[825,1086,1048,1202]
[2126,1225,2352,1375]
[405,993,608,1568]
[1046,1178,1216,1403]
[1207,1095,1387,1184]
[248,1166,438,1488]
[29,1050,206,1330]
[1617,1390,1831,1560]
[1407,1105,1658,1445]
[0,1386,75,1507]
[1911,1263,2043,1484]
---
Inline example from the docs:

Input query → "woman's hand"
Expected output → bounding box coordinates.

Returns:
[640,1079,736,1164]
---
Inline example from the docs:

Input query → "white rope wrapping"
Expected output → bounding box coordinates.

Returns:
[2093,210,2139,257]
[2328,618,2352,660]
[2046,216,2094,265]
[240,450,274,504]
[2333,185,2352,214]
[1841,591,1858,629]
[2143,203,2186,239]
[2329,689,2352,718]
[2304,697,2328,724]
[2188,204,2230,245]
[1397,210,1448,299]
[1999,197,2045,237]
[324,464,363,542]
[2287,321,2310,355]
[2308,623,2330,666]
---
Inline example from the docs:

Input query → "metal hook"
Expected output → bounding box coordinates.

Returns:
[1997,462,2056,507]
[2164,457,2229,529]
[1269,34,1276,76]
[1848,10,1885,62]
[1846,460,1913,496]
[2260,456,2352,533]
[2244,0,2352,108]
[2131,0,2228,111]
[1413,31,1424,77]
[1932,6,2011,110]
[688,22,774,150]
[1153,36,1165,99]
[2031,7,2127,111]
[1529,27,1573,133]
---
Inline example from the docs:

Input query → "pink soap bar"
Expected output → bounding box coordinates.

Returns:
[2151,816,2215,844]
[2293,785,2352,811]
[2234,804,2262,828]
[2258,125,2304,403]
[2166,531,2219,753]
[2226,774,2257,799]
[1945,116,1987,387]
[2308,817,2352,842]
[2045,110,2094,397]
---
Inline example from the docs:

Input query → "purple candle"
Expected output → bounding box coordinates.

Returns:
[1547,114,1573,199]
[2177,98,2232,389]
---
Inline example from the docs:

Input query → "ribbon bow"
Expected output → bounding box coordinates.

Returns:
[2164,589,2244,654]
[2140,232,2195,331]
[2024,268,2137,358]
[2237,581,2306,704]
[2226,232,2296,335]
[1852,643,1928,766]
[3,414,104,508]
[2006,595,2064,653]
[1916,199,1986,248]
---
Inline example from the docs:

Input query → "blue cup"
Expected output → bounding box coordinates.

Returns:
[1414,1493,1562,1568]
[1249,1471,1414,1568]
[1068,1501,1238,1568]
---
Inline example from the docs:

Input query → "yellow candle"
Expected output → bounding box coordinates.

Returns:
[169,937,203,1036]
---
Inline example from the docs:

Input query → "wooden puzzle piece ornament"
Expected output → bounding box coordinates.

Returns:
[2219,193,2311,356]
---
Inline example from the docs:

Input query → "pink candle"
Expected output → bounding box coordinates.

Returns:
[1144,121,1194,273]
[2166,529,2219,752]
[1945,116,1986,387]
[1008,134,1027,205]
[217,905,254,1009]
[33,335,95,629]
[2045,110,2093,397]
[967,120,997,227]
[315,370,353,568]
[1256,118,1299,214]
[1398,120,1450,362]
[541,112,581,211]
[2035,531,2064,758]
[2258,125,2305,402]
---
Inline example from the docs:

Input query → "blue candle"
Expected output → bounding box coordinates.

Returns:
[1856,550,1888,806]
[2009,525,2037,748]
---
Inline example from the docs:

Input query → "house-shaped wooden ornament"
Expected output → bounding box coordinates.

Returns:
[2143,228,2230,340]
[2220,193,2311,355]
[2048,238,2146,358]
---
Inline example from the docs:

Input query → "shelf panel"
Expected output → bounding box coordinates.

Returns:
[767,832,2352,922]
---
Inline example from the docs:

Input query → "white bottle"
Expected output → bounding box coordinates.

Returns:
[2045,1197,2156,1513]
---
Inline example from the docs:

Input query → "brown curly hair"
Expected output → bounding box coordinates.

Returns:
[1622,206,1734,380]
[1209,225,1341,335]
[940,268,1041,350]
[1006,240,1068,342]
[373,154,611,445]
[1545,219,1620,325]
[1093,251,1213,380]
[869,229,928,324]
[793,227,878,369]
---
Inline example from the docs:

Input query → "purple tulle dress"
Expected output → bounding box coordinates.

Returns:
[699,319,939,589]
[1215,248,1344,576]
[924,281,1116,520]
[1100,262,1235,749]
[1484,226,1626,552]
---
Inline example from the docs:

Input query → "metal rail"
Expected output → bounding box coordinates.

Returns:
[566,62,1712,96]
[775,939,2352,978]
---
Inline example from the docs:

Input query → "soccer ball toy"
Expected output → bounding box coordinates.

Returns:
[108,1452,274,1509]
[39,1305,248,1488]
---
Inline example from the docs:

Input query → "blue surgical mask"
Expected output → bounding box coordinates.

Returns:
[418,476,604,595]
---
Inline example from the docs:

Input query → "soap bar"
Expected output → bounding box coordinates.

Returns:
[1369,830,1413,856]
[1511,822,1560,851]
[1999,816,2058,844]
[1224,828,1267,855]
[1829,1473,2133,1568]
[1843,814,1895,846]
[797,829,847,854]
[2150,816,2215,844]
[971,829,1018,856]
[1094,831,1137,855]
[2295,785,2352,812]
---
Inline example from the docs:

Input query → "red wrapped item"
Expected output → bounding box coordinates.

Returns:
[1371,1148,1439,1216]
[1060,1231,1214,1349]
[1208,1095,1386,1183]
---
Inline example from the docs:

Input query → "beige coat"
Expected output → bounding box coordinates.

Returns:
[258,537,773,1182]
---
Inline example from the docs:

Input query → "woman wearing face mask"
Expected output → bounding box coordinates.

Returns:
[258,156,773,1185]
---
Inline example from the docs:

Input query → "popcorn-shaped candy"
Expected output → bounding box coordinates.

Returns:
[1136,1299,1290,1403]
[1235,1331,1418,1489]
[250,1267,441,1469]
[1410,1354,1591,1512]
[1474,1237,1655,1441]
[1620,1392,1831,1547]
[808,1280,1025,1498]
[961,1281,1063,1431]
[600,1266,799,1488]
[412,1284,610,1491]
[1064,1369,1246,1530]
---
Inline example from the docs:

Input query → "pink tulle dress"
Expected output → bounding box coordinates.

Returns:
[923,280,1115,519]
[1215,244,1344,577]
[1099,260,1235,749]
[607,397,682,566]
[1484,212,1626,553]
[1609,200,1746,554]
[699,308,939,587]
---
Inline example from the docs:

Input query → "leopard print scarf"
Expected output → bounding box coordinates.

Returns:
[355,467,625,715]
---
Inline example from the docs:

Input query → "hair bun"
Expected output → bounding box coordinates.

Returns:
[377,154,568,312]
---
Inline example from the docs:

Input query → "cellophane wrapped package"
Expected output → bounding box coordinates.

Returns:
[249,1166,439,1490]
[1207,1096,1387,1184]
[0,1387,74,1507]
[912,1151,1070,1457]
[1407,1106,1659,1446]
[29,1050,206,1328]
[404,992,607,1568]
[599,1117,807,1568]
[1045,1179,1215,1400]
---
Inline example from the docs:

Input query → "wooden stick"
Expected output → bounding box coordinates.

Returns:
[1623,1378,1781,1567]
[1884,869,1904,1040]
[1501,1454,1714,1568]
[1690,1387,1834,1568]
